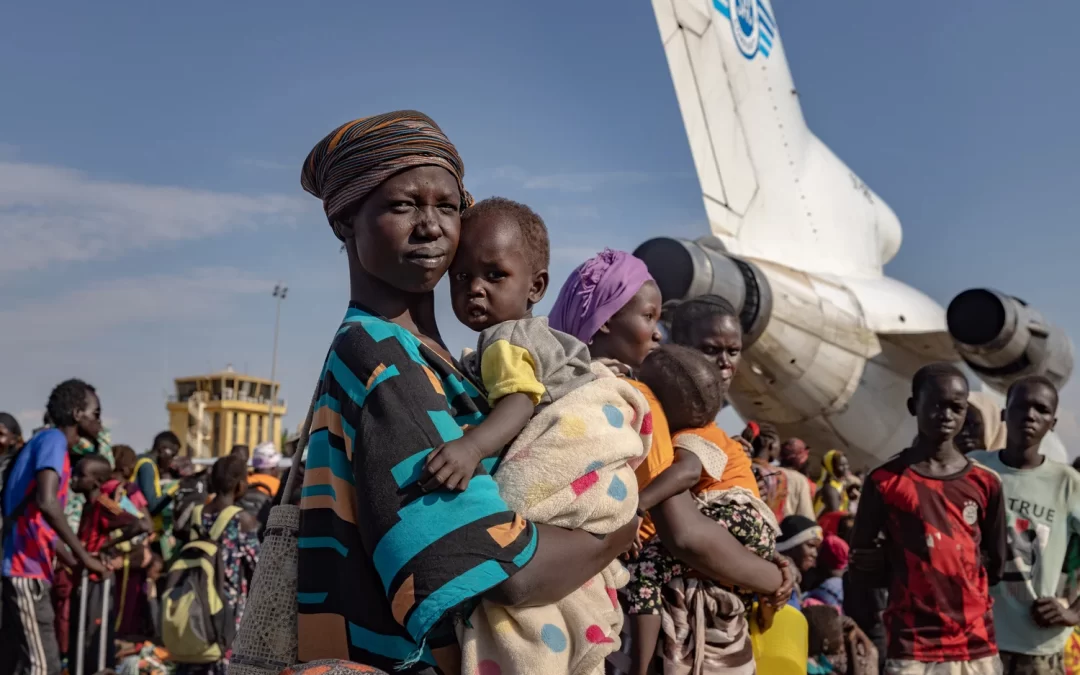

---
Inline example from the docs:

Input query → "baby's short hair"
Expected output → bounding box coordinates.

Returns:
[638,344,725,432]
[804,605,844,657]
[76,453,112,481]
[462,197,550,272]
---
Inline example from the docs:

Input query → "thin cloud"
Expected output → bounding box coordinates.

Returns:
[0,267,276,349]
[0,160,309,273]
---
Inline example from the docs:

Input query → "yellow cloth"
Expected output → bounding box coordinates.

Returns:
[1065,627,1080,674]
[480,339,546,406]
[814,450,850,515]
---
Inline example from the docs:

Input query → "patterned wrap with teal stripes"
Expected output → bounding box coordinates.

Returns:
[296,305,536,672]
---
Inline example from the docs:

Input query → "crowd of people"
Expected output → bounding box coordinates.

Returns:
[2,109,1078,675]
[0,400,281,675]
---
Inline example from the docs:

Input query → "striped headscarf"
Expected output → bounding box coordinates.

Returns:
[301,111,473,237]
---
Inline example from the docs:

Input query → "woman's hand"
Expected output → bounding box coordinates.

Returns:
[764,556,795,608]
[756,600,777,632]
[607,515,643,559]
[490,514,641,607]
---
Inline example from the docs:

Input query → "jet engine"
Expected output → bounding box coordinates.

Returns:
[947,289,1074,394]
[633,236,772,345]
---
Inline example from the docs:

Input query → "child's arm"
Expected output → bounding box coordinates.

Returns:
[849,477,887,584]
[422,393,535,492]
[637,449,702,513]
[980,480,1007,587]
[424,326,549,492]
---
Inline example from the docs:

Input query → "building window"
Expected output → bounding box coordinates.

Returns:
[231,413,238,449]
[257,416,264,445]
[212,413,221,456]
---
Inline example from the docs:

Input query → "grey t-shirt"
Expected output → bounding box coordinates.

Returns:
[461,316,595,408]
[968,450,1080,656]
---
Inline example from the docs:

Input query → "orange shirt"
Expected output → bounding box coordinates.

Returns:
[248,472,281,496]
[628,380,760,539]
[628,380,674,541]
[674,423,760,497]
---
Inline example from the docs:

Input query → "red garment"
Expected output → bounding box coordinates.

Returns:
[53,566,75,655]
[818,510,846,537]
[101,478,149,512]
[77,493,137,580]
[852,452,1006,663]
[819,534,849,571]
[99,479,153,639]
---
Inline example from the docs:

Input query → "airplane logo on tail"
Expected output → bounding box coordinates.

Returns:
[713,0,777,60]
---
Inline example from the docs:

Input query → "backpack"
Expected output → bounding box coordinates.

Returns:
[161,503,243,664]
[171,474,210,543]
[238,482,273,518]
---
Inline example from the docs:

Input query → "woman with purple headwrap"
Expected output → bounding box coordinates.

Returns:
[550,250,794,673]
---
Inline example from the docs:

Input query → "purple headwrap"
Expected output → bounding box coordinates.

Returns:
[548,249,655,343]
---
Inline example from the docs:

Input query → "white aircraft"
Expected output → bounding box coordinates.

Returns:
[636,0,1073,466]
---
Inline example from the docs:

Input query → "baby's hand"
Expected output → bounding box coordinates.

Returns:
[422,438,485,492]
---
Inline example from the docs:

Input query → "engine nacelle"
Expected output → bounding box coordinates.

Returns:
[947,289,1074,394]
[633,236,772,345]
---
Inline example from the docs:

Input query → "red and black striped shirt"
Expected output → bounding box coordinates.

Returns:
[852,451,1007,663]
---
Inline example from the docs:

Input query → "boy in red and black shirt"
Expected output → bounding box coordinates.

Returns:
[852,363,1007,675]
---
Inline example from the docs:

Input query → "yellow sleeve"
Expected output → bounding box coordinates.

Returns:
[479,339,545,406]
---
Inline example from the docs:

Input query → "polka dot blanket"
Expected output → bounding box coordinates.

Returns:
[458,363,652,675]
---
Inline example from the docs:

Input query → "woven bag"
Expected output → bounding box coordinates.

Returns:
[228,389,317,675]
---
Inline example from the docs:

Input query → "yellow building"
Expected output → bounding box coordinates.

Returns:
[167,367,287,458]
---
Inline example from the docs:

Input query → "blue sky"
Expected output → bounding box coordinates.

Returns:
[1,1,1077,453]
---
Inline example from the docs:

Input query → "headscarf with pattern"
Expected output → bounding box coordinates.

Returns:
[301,110,472,237]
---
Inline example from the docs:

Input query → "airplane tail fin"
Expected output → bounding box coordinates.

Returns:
[652,0,901,277]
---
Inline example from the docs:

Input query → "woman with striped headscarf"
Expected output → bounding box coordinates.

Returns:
[287,112,639,674]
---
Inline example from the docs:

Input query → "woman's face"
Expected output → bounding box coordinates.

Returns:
[834,453,850,477]
[348,165,463,294]
[591,281,662,368]
[0,423,17,453]
[681,314,743,395]
[793,537,821,573]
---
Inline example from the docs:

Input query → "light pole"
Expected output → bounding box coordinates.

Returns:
[268,283,287,447]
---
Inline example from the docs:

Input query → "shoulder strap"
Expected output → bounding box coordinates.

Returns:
[208,505,244,542]
[133,457,161,495]
[189,503,206,536]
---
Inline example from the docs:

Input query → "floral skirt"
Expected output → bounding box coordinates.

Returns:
[623,500,776,614]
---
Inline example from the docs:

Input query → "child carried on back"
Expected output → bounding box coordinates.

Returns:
[624,344,779,675]
[420,198,651,675]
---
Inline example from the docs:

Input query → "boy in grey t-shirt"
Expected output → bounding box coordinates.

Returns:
[969,376,1080,675]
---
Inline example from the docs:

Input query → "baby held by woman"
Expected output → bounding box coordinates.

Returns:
[423,198,651,675]
[625,344,779,675]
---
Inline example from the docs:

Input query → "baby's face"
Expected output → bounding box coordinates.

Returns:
[450,214,542,331]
